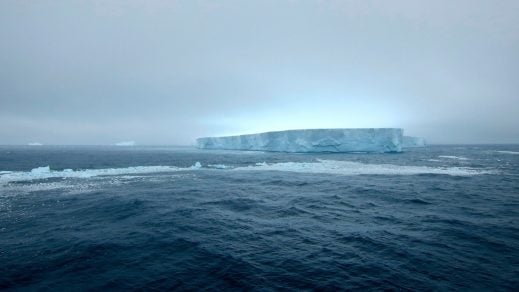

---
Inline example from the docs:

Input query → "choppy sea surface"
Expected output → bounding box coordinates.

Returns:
[0,145,518,290]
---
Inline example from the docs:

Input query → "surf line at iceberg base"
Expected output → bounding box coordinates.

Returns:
[232,159,496,176]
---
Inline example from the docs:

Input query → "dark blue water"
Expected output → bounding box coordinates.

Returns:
[1,145,518,290]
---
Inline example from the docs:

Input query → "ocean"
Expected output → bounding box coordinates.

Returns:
[0,145,518,290]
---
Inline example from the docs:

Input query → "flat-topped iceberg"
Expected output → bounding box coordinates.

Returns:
[114,141,136,146]
[402,136,426,148]
[197,128,403,153]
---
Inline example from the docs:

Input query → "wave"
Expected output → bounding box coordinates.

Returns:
[0,163,202,185]
[232,159,495,176]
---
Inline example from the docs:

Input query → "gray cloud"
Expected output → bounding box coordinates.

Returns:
[1,0,518,144]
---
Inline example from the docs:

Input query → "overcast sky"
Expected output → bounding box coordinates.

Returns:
[1,0,518,145]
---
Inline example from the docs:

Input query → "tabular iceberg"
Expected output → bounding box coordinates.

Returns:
[197,128,403,153]
[402,136,426,148]
[114,141,136,146]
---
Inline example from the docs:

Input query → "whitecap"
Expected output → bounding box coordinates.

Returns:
[31,166,51,174]
[208,164,230,169]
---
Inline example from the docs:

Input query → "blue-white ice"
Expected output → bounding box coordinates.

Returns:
[114,141,136,146]
[496,151,519,155]
[197,128,403,153]
[402,136,426,148]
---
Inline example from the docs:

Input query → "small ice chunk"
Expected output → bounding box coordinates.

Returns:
[191,162,202,169]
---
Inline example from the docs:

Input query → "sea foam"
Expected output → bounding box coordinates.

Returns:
[0,163,202,185]
[0,159,496,185]
[233,159,495,176]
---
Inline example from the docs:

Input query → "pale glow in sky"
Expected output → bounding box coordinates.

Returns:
[210,98,404,137]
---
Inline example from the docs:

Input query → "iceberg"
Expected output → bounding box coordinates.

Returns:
[114,141,136,146]
[402,136,426,148]
[496,151,519,155]
[197,128,403,153]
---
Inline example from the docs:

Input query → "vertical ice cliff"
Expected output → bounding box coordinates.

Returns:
[197,128,403,153]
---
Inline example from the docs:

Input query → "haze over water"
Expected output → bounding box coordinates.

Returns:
[1,1,519,290]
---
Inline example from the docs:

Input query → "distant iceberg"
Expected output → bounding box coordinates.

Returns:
[197,128,404,153]
[496,151,519,155]
[114,141,136,146]
[402,136,426,148]
[27,142,43,146]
